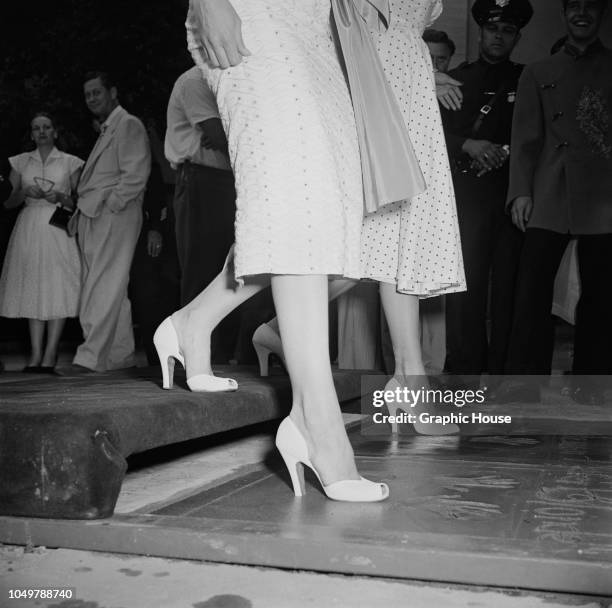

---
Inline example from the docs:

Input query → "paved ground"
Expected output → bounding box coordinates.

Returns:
[2,330,610,607]
[2,414,611,607]
[1,545,609,608]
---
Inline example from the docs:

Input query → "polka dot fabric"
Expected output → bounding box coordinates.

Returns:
[361,0,466,297]
[188,0,363,282]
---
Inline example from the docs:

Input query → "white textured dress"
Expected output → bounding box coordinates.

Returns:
[361,0,465,296]
[0,148,82,320]
[188,0,363,282]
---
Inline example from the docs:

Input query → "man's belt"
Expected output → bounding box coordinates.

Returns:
[331,0,425,213]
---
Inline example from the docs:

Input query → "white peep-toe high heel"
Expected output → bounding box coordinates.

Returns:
[252,323,286,377]
[153,317,238,392]
[275,417,389,502]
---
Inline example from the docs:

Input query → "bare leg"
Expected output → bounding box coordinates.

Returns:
[272,275,359,484]
[27,319,45,367]
[42,318,66,367]
[172,262,268,379]
[379,282,424,377]
[380,282,458,435]
[266,278,357,334]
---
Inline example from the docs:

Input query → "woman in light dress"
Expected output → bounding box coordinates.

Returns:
[0,113,83,372]
[154,0,389,502]
[252,0,466,434]
[156,0,464,500]
[355,0,465,432]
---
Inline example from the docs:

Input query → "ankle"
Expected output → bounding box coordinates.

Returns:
[290,405,352,456]
[41,353,57,365]
[171,310,189,334]
[393,362,426,379]
[173,311,211,346]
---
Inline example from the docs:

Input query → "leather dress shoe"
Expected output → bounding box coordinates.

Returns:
[55,363,95,376]
[38,366,59,375]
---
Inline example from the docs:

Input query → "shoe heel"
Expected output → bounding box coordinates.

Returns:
[386,403,401,435]
[253,343,271,377]
[160,356,175,390]
[278,450,306,496]
[154,317,183,390]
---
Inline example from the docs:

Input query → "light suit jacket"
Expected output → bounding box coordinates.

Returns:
[77,106,151,218]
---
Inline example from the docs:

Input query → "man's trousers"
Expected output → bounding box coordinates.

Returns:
[74,205,142,371]
[505,228,612,376]
[445,173,523,375]
[173,162,238,363]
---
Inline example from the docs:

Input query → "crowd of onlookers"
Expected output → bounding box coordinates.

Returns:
[0,72,176,375]
[0,68,270,376]
[433,0,612,405]
[0,0,610,404]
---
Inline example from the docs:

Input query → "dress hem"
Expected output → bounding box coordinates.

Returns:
[0,312,78,321]
[361,275,467,298]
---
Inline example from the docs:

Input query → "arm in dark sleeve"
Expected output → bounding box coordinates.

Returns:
[440,104,468,158]
[198,117,228,154]
[506,66,545,206]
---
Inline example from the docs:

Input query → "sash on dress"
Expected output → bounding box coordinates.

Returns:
[331,0,426,213]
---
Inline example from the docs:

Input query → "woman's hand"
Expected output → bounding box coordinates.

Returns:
[510,196,533,232]
[189,0,251,69]
[41,190,75,208]
[43,190,61,204]
[63,196,76,210]
[435,72,463,111]
[23,185,45,199]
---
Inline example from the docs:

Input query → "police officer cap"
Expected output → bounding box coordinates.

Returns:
[472,0,534,29]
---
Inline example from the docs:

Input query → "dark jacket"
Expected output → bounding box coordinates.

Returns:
[507,41,612,234]
[442,57,524,185]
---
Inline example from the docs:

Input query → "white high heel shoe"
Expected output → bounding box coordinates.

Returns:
[252,323,286,377]
[385,377,458,436]
[275,417,389,502]
[153,317,238,392]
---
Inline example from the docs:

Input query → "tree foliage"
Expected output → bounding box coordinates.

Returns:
[1,0,191,159]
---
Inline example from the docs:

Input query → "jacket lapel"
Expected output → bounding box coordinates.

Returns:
[79,107,125,186]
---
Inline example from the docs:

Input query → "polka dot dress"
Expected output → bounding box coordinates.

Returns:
[362,0,466,297]
[187,0,363,282]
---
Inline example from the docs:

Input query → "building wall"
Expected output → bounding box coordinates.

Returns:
[433,0,612,69]
[430,0,472,67]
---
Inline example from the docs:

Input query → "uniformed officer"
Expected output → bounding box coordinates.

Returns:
[504,0,612,403]
[442,0,533,379]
